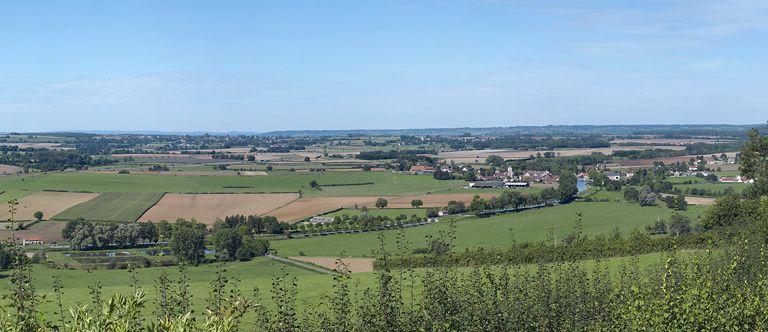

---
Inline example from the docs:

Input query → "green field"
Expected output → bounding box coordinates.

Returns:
[674,182,750,194]
[272,201,708,257]
[52,192,165,222]
[322,208,427,219]
[0,189,31,203]
[0,249,696,319]
[0,172,466,197]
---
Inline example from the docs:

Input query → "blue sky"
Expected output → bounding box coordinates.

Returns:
[1,0,767,132]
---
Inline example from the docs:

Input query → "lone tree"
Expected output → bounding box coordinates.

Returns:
[171,225,206,265]
[309,180,319,189]
[557,172,578,202]
[485,155,505,167]
[410,199,423,208]
[33,211,43,222]
[375,198,388,209]
[304,156,311,162]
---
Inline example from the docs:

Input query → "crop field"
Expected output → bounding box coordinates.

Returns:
[0,191,99,222]
[0,171,465,197]
[271,201,708,257]
[269,197,381,221]
[139,193,300,224]
[0,220,68,243]
[0,164,22,175]
[53,192,165,222]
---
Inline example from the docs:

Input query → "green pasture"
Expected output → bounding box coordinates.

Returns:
[674,182,750,194]
[0,171,465,197]
[322,208,427,219]
[0,189,31,203]
[271,201,709,257]
[0,248,699,320]
[53,192,165,222]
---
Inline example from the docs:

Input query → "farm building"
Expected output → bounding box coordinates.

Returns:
[604,172,621,181]
[504,182,530,188]
[469,180,504,189]
[22,237,44,246]
[409,165,435,174]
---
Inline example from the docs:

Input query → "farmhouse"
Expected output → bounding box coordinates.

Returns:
[719,175,754,184]
[603,172,621,181]
[409,165,435,174]
[22,237,44,246]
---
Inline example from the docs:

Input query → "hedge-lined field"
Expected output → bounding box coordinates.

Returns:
[52,192,165,222]
[271,201,709,257]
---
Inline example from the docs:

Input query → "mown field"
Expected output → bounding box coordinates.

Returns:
[52,192,165,222]
[271,201,708,257]
[0,172,466,197]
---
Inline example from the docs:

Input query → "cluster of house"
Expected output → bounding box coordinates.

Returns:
[719,175,754,184]
[467,168,559,189]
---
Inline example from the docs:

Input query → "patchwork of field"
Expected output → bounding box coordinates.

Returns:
[270,193,503,222]
[53,192,165,222]
[615,152,740,167]
[0,164,22,175]
[438,145,686,163]
[139,193,300,224]
[269,197,380,221]
[0,191,98,221]
[290,256,374,273]
[271,201,709,257]
[0,172,464,197]
[0,142,71,150]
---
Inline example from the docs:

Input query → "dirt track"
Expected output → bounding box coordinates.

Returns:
[289,256,374,273]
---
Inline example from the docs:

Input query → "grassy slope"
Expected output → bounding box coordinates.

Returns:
[271,201,708,257]
[0,249,700,320]
[52,192,165,222]
[0,172,466,197]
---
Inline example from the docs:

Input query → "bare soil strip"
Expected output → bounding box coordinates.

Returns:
[289,256,374,273]
[0,164,22,175]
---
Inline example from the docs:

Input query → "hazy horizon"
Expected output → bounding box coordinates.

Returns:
[3,1,767,132]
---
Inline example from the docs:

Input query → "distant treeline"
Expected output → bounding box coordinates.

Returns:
[471,135,611,150]
[0,149,116,171]
[613,142,743,160]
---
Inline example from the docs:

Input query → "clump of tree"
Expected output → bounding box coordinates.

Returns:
[210,217,270,262]
[63,219,158,250]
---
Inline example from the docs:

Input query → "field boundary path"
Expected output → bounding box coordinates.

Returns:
[265,254,337,275]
